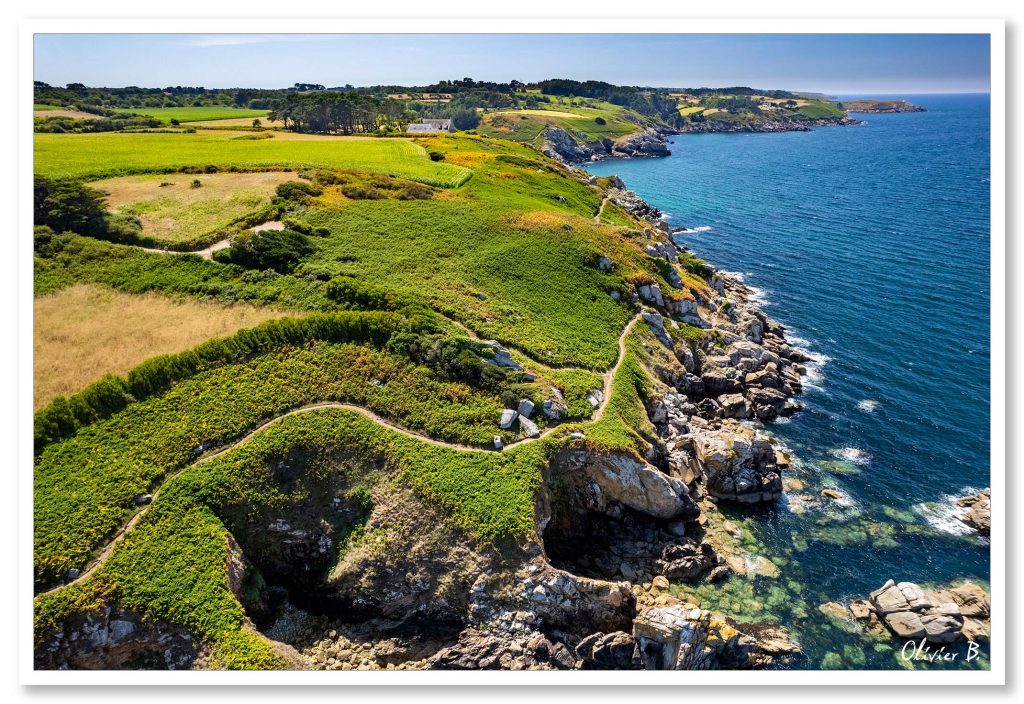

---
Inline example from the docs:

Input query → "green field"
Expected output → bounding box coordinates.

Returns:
[796,100,846,119]
[477,97,656,145]
[127,106,271,123]
[34,132,472,188]
[34,103,62,111]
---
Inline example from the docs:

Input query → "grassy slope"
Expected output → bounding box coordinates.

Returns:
[33,126,700,667]
[298,135,660,368]
[34,132,471,187]
[476,97,655,146]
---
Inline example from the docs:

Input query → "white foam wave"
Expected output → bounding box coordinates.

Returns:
[830,447,871,465]
[914,488,982,536]
[690,225,713,233]
[857,400,879,413]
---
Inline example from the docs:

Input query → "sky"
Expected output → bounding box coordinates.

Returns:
[33,33,991,94]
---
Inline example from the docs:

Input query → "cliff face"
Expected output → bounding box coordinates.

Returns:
[678,116,861,133]
[541,126,675,163]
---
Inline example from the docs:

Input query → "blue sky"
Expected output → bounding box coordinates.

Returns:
[34,34,990,94]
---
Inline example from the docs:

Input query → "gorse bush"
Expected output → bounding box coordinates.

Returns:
[386,332,508,390]
[33,311,412,452]
[275,180,323,201]
[215,228,314,274]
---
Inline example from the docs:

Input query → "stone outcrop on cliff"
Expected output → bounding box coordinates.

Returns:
[956,488,991,535]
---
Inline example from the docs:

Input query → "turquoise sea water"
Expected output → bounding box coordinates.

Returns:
[584,94,991,669]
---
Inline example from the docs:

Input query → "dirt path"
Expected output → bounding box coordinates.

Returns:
[594,196,611,223]
[42,313,644,595]
[139,238,232,261]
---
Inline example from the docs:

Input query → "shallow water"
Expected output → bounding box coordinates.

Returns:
[584,94,991,670]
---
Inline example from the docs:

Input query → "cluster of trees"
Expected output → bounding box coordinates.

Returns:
[684,87,798,99]
[267,92,416,134]
[534,79,680,122]
[33,81,283,111]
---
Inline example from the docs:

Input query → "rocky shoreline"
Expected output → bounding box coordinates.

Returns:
[539,115,864,164]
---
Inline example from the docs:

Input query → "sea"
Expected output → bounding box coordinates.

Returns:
[583,93,991,670]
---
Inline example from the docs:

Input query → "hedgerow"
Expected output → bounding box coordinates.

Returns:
[34,311,414,452]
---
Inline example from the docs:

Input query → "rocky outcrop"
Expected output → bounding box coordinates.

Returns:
[35,607,204,670]
[824,580,991,645]
[677,117,860,134]
[690,421,783,503]
[541,126,673,164]
[956,488,991,535]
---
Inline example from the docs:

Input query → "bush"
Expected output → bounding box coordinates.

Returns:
[397,183,434,201]
[216,229,314,274]
[428,151,444,162]
[275,180,323,202]
[341,184,384,200]
[33,177,108,236]
[594,116,607,125]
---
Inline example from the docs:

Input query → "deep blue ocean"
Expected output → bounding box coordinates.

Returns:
[584,94,991,669]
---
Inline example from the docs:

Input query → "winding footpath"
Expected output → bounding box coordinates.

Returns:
[42,313,643,595]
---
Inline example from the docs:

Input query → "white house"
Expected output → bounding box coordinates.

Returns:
[407,118,455,133]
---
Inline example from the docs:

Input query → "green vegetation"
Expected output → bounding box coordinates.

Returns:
[214,228,315,273]
[130,106,270,124]
[477,97,658,146]
[34,132,472,187]
[35,404,550,667]
[33,326,530,588]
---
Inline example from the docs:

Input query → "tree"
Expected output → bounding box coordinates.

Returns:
[252,118,262,129]
[451,107,480,130]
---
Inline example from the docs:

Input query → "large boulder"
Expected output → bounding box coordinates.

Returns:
[866,579,970,644]
[956,488,991,535]
[690,421,782,503]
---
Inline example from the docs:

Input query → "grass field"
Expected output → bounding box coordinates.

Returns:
[33,104,62,111]
[34,284,289,409]
[128,106,271,123]
[34,132,472,187]
[186,116,286,129]
[477,97,655,145]
[88,171,297,244]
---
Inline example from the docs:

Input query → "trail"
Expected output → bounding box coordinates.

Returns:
[139,238,231,261]
[42,313,643,595]
[594,196,610,223]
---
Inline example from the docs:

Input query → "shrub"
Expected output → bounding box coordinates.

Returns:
[594,116,607,125]
[341,184,384,200]
[397,183,434,201]
[428,151,444,162]
[275,180,323,201]
[217,229,314,274]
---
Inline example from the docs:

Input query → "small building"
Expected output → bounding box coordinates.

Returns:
[407,118,455,133]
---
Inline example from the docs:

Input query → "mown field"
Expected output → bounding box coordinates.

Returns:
[89,171,297,245]
[127,106,271,124]
[34,132,472,187]
[34,283,289,408]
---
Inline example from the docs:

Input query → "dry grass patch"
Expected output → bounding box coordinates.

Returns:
[88,171,298,244]
[34,109,102,120]
[34,284,290,409]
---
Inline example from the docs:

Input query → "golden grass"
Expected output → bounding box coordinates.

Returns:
[34,109,102,120]
[88,171,298,243]
[34,284,291,409]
